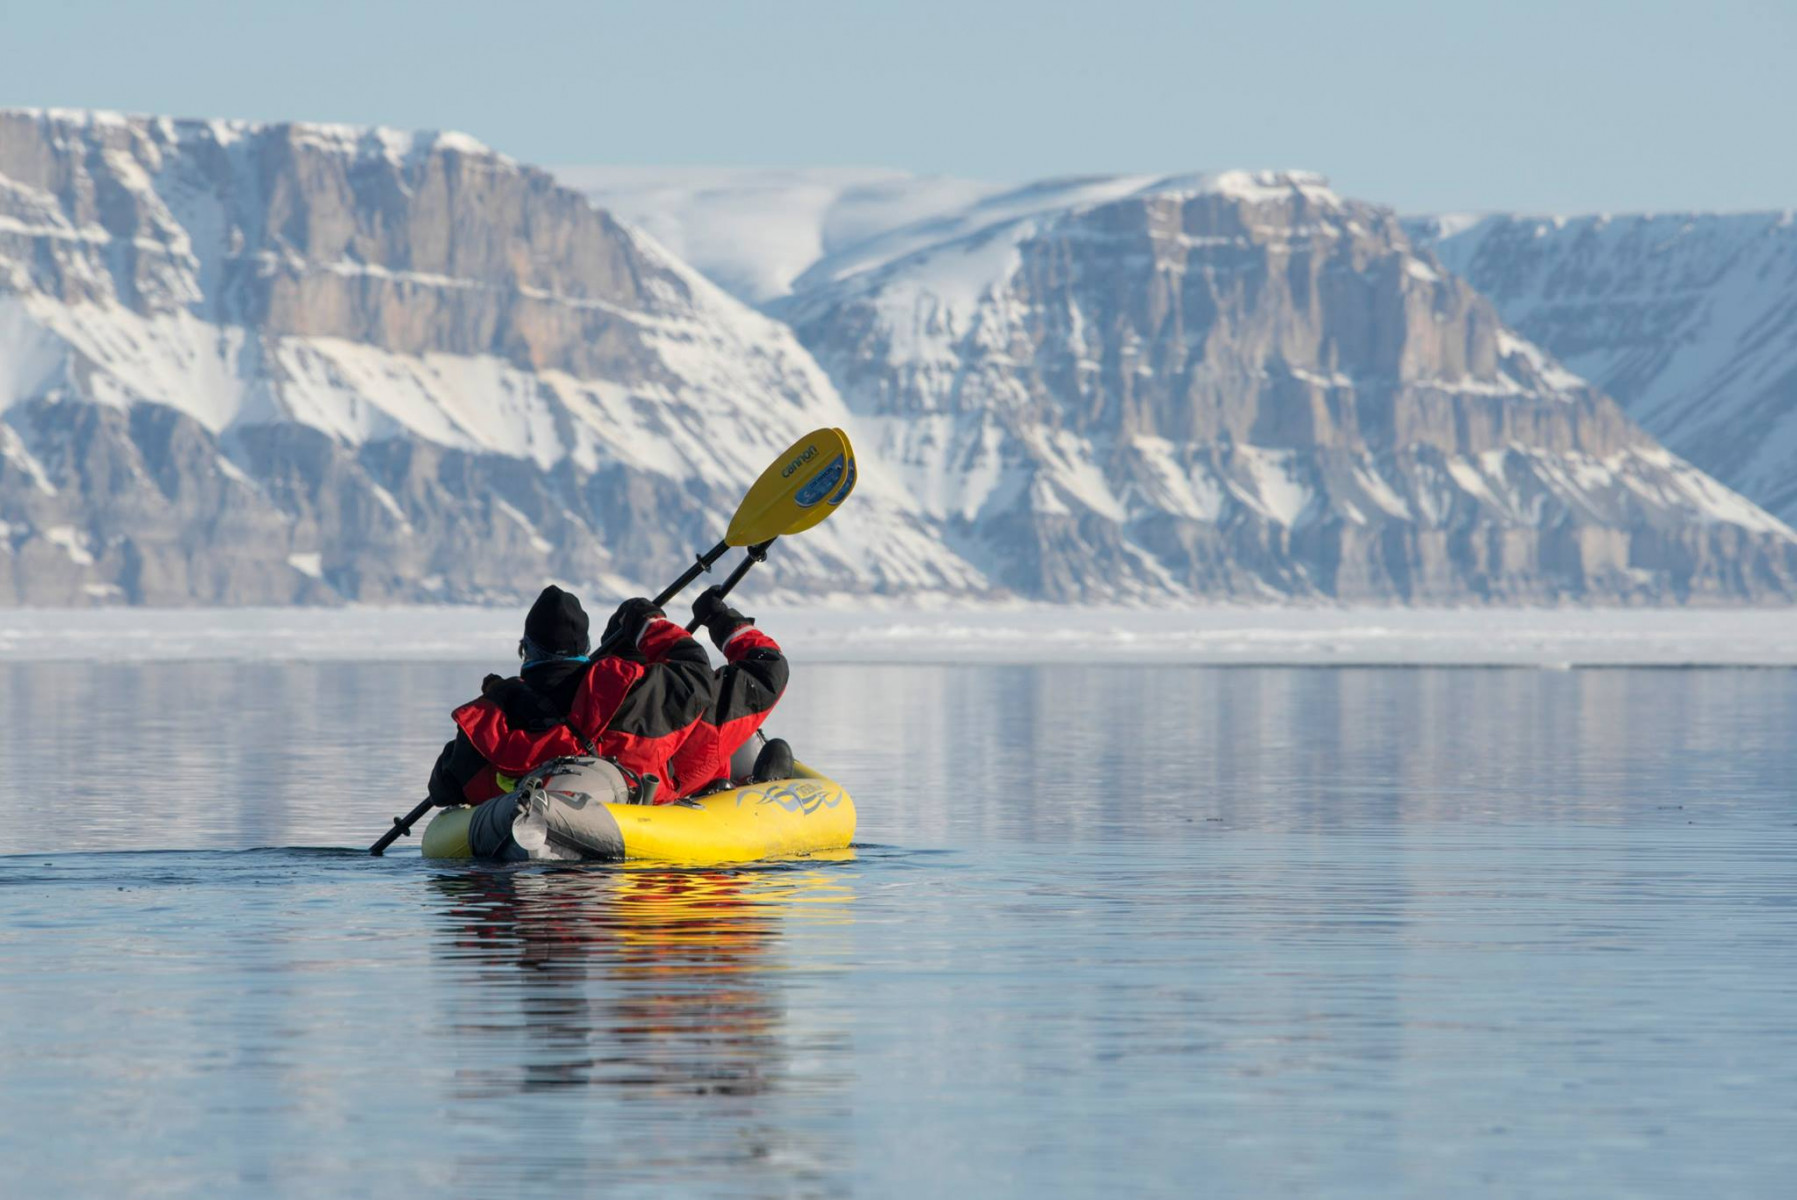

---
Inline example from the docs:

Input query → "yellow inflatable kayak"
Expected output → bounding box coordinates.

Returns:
[420,762,855,866]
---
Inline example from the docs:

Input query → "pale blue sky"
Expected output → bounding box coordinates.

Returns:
[3,0,1792,214]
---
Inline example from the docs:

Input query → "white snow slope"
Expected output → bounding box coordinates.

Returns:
[555,166,1004,305]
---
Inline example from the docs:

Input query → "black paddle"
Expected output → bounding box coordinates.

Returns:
[686,540,771,633]
[368,429,855,856]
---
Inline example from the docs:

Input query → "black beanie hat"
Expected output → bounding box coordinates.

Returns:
[522,585,590,657]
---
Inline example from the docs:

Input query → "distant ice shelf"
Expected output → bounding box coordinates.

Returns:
[0,606,1792,667]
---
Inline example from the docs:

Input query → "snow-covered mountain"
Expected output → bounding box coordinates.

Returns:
[4,114,1792,606]
[1412,211,1797,524]
[557,166,1002,305]
[767,171,1797,601]
[0,109,981,604]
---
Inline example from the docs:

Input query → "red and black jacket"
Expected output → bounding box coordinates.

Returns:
[442,617,714,804]
[667,624,790,798]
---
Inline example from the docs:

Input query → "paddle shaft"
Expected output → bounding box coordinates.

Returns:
[585,538,732,658]
[656,539,732,608]
[687,540,774,633]
[370,799,434,856]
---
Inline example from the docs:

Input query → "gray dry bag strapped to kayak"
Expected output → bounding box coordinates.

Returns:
[466,757,635,861]
[728,731,767,785]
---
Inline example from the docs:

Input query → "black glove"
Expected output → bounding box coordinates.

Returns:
[692,585,753,649]
[602,597,664,650]
[481,672,506,697]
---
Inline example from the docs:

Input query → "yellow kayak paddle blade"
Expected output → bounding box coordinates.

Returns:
[725,427,853,546]
[781,426,858,534]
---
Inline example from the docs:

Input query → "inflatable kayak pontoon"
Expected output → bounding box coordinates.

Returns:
[420,758,855,866]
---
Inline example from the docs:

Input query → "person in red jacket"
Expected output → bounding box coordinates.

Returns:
[426,585,713,807]
[666,585,793,797]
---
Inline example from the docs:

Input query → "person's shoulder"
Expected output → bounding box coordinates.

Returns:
[490,675,557,721]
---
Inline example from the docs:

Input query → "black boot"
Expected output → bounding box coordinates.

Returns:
[751,737,794,784]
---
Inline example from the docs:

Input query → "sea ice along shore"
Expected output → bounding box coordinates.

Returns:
[0,605,1791,667]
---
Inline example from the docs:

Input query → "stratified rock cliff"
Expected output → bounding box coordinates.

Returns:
[1413,211,1797,526]
[0,109,980,604]
[774,172,1797,601]
[3,113,1792,606]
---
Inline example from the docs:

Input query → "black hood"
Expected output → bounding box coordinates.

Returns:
[522,585,589,658]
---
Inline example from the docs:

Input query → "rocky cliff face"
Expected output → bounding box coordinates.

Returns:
[1413,211,1797,526]
[774,172,1797,601]
[0,109,980,605]
[3,113,1791,606]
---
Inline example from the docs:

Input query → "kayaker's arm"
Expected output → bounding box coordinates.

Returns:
[601,615,715,737]
[666,592,791,797]
[427,729,500,807]
[709,626,789,722]
[556,603,716,794]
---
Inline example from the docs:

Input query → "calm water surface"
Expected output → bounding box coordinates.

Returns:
[1,663,1793,1198]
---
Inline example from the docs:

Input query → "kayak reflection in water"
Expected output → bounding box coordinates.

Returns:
[426,866,854,1102]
